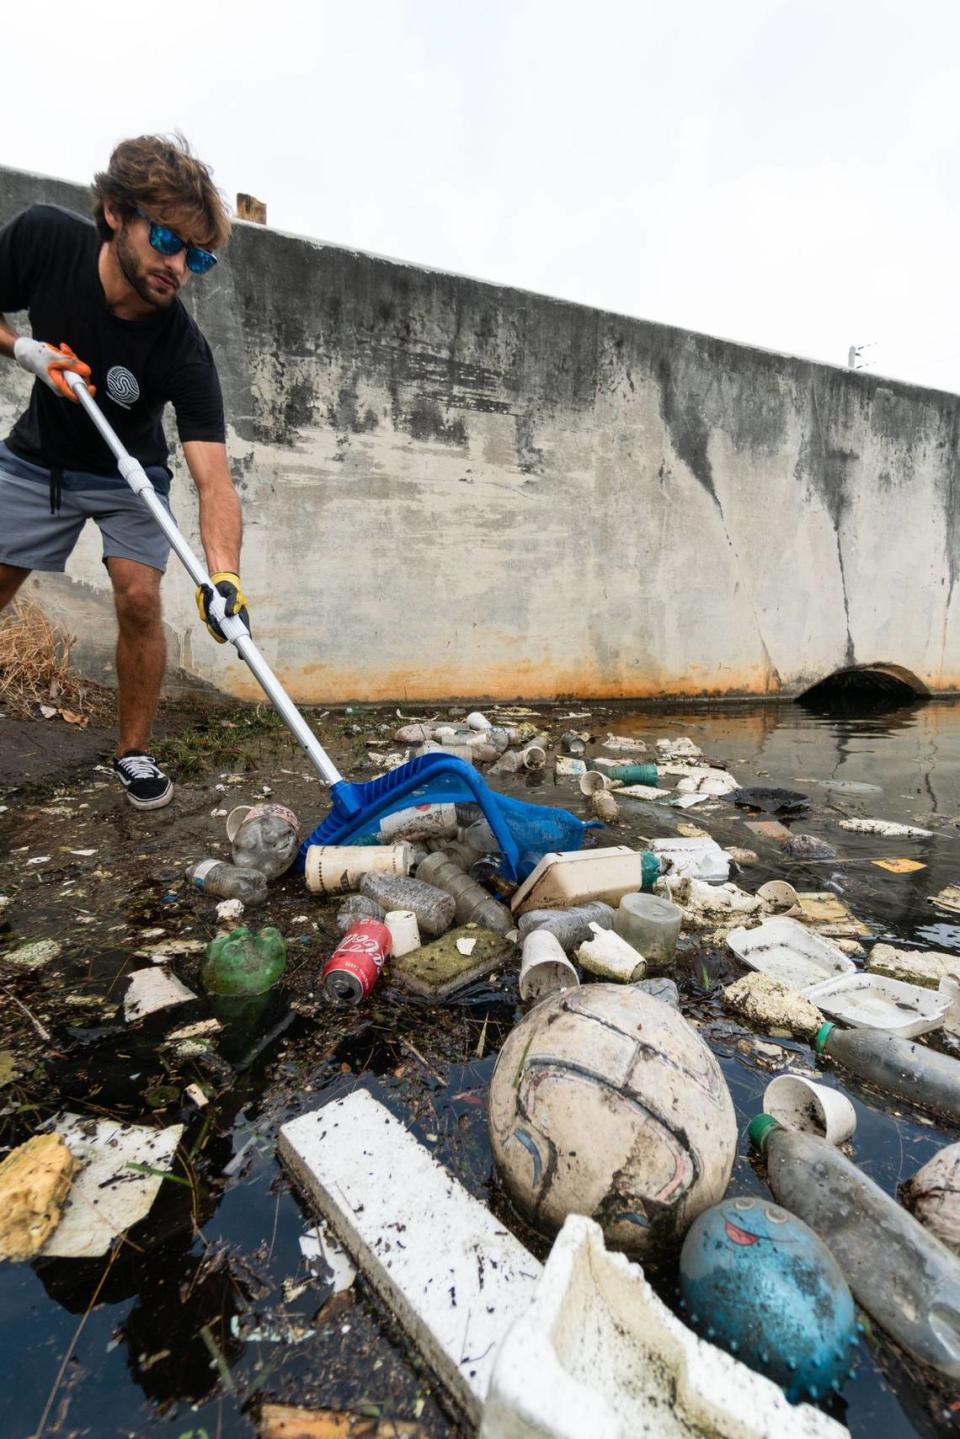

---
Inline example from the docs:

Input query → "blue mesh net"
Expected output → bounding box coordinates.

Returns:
[297,754,594,881]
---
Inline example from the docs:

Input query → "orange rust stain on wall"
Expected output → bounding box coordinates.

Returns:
[224,654,788,704]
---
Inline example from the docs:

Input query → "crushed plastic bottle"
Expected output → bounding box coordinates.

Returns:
[336,894,386,933]
[815,1021,960,1124]
[358,871,456,938]
[202,926,287,996]
[228,803,300,879]
[416,852,514,934]
[750,1113,960,1379]
[517,902,617,951]
[186,859,268,906]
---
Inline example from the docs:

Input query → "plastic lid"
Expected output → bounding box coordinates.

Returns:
[813,1022,835,1054]
[747,1114,781,1151]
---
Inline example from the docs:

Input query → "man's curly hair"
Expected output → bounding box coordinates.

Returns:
[92,133,231,251]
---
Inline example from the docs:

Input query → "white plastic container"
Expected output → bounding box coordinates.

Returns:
[614,892,681,964]
[511,848,654,916]
[466,711,492,731]
[519,931,580,1001]
[521,744,547,771]
[479,1213,846,1439]
[649,836,730,883]
[804,972,953,1038]
[304,843,413,895]
[763,1075,857,1145]
[726,916,855,991]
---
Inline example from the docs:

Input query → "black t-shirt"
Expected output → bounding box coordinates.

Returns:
[0,204,225,478]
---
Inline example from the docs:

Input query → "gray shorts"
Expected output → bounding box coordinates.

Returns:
[0,441,175,574]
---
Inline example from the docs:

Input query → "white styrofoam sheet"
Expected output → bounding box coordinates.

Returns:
[726,917,856,992]
[43,1114,184,1258]
[124,966,196,1021]
[804,972,951,1038]
[278,1090,542,1423]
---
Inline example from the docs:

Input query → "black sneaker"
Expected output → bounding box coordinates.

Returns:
[113,750,174,810]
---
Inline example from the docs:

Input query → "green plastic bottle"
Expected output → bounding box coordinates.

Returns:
[202,926,287,996]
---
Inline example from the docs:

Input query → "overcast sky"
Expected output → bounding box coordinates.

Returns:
[6,0,960,393]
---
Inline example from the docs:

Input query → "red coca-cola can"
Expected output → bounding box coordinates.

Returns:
[321,919,392,1005]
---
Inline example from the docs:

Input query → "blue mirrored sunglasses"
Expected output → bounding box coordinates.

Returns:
[135,207,217,275]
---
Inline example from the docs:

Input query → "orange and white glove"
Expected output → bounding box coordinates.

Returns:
[13,338,95,401]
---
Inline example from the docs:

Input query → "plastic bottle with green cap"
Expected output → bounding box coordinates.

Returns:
[749,1113,960,1379]
[814,1021,960,1124]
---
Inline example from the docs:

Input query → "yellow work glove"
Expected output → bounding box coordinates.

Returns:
[196,572,251,643]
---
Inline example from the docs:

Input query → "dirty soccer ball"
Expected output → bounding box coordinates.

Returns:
[488,985,737,1255]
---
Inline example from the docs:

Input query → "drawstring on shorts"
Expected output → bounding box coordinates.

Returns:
[49,466,63,515]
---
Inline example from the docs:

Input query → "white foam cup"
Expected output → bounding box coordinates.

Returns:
[519,930,580,1002]
[763,1074,856,1145]
[384,910,420,958]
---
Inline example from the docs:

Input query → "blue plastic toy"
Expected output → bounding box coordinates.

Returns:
[678,1195,858,1402]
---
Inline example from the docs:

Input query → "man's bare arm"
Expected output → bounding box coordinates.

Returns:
[182,439,243,576]
[0,316,19,358]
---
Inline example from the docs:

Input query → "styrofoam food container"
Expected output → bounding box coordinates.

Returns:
[804,972,953,1038]
[726,916,855,991]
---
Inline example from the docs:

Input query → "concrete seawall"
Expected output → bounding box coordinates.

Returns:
[1,163,957,702]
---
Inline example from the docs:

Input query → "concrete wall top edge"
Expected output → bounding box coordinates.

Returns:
[2,163,957,408]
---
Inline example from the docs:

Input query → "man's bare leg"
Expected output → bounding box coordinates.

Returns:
[106,556,166,754]
[0,563,30,611]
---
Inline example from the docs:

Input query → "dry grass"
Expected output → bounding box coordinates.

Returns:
[0,597,112,721]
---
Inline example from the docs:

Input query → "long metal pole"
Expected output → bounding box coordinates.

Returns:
[64,371,343,786]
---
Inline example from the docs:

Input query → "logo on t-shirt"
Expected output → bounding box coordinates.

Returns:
[106,366,140,409]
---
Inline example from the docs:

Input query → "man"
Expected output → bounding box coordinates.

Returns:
[0,134,250,809]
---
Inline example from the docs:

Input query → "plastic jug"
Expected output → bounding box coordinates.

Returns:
[202,926,287,996]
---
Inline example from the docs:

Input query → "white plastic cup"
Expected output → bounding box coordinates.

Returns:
[757,880,801,915]
[384,910,420,958]
[579,770,614,796]
[304,843,413,894]
[466,711,492,731]
[763,1075,857,1145]
[520,743,547,771]
[519,930,580,1001]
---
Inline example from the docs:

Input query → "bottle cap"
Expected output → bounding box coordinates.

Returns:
[747,1113,781,1151]
[813,1022,835,1054]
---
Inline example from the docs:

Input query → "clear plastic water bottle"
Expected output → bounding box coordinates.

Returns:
[750,1114,960,1379]
[416,852,514,934]
[336,893,386,934]
[186,859,268,906]
[517,902,616,951]
[815,1021,960,1124]
[231,812,299,879]
[358,872,455,938]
